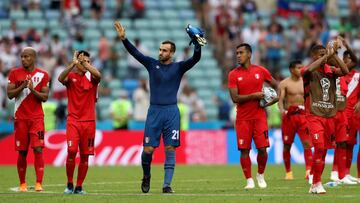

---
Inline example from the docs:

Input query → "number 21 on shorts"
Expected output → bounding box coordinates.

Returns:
[172,130,179,140]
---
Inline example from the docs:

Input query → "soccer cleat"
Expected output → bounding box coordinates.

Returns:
[244,178,255,189]
[162,186,174,193]
[305,170,311,180]
[35,182,43,192]
[330,171,339,182]
[19,183,27,192]
[256,173,267,188]
[285,171,294,180]
[73,186,86,194]
[308,174,313,185]
[64,182,74,194]
[309,182,326,194]
[346,174,358,182]
[141,176,151,193]
[339,176,357,185]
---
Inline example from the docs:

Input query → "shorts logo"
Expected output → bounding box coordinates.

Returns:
[68,141,72,147]
[284,135,288,141]
[238,77,243,81]
[145,137,150,143]
[314,133,319,140]
[255,74,260,79]
[16,140,20,147]
[239,139,244,145]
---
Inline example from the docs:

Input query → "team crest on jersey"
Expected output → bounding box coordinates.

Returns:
[238,77,243,81]
[156,65,160,69]
[255,74,260,79]
[72,78,77,82]
[145,137,150,143]
[313,133,319,140]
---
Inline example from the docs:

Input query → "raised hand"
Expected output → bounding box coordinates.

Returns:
[114,21,126,40]
[26,75,33,91]
[73,50,79,65]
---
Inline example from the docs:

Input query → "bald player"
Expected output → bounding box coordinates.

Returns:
[278,60,313,180]
[7,47,50,192]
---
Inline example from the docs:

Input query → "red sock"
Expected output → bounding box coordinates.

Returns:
[240,156,252,179]
[332,148,338,171]
[336,147,347,179]
[283,150,291,172]
[66,153,76,184]
[346,144,354,175]
[34,153,44,183]
[17,154,27,184]
[304,148,313,171]
[312,148,325,184]
[357,151,360,178]
[257,152,268,174]
[76,155,89,187]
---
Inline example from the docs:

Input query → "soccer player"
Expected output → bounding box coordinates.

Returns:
[7,47,50,192]
[301,43,348,194]
[228,43,278,189]
[114,21,201,193]
[58,50,101,194]
[340,36,360,182]
[278,60,313,180]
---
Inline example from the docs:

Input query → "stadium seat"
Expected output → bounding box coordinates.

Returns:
[108,79,122,89]
[45,10,60,19]
[9,10,25,19]
[179,10,195,19]
[146,9,162,19]
[0,20,10,30]
[163,10,179,19]
[189,120,222,130]
[122,79,139,94]
[134,19,151,29]
[175,0,191,9]
[99,19,115,29]
[128,120,145,130]
[28,10,43,19]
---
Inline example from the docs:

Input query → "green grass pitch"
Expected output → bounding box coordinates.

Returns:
[0,165,359,203]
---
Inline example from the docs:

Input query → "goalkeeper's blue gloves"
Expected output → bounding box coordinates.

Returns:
[185,24,207,46]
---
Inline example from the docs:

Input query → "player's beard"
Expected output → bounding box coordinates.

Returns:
[159,55,170,63]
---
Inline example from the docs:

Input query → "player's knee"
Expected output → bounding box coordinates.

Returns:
[143,146,154,153]
[67,148,78,155]
[283,144,291,151]
[257,148,267,155]
[302,141,311,149]
[19,150,28,157]
[240,149,250,158]
[336,141,347,148]
[164,145,175,151]
[33,147,42,154]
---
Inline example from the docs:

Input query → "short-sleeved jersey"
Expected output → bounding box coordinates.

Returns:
[301,64,337,117]
[345,69,360,116]
[8,67,49,120]
[228,65,272,120]
[66,72,99,122]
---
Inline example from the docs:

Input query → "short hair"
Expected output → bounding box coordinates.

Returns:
[289,60,302,69]
[162,40,176,53]
[310,44,326,54]
[236,43,252,53]
[343,50,350,57]
[77,50,90,57]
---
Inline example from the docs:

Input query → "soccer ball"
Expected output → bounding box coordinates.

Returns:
[260,86,277,107]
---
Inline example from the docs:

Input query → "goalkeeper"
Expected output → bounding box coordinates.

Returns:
[228,43,278,189]
[114,21,203,193]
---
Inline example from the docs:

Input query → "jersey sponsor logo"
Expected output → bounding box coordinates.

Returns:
[255,74,260,79]
[237,77,243,81]
[320,78,330,101]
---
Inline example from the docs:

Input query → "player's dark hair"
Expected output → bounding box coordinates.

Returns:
[289,60,302,69]
[236,43,252,53]
[77,50,90,57]
[310,44,326,54]
[343,50,350,57]
[162,40,176,53]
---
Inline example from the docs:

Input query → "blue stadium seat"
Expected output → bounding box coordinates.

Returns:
[189,120,222,130]
[28,10,43,19]
[122,79,139,94]
[128,120,145,130]
[45,10,60,19]
[9,10,25,19]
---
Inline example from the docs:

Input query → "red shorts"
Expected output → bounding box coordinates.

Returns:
[281,106,312,146]
[347,114,360,144]
[306,114,335,149]
[334,111,349,143]
[235,118,269,150]
[14,119,45,151]
[66,121,96,155]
